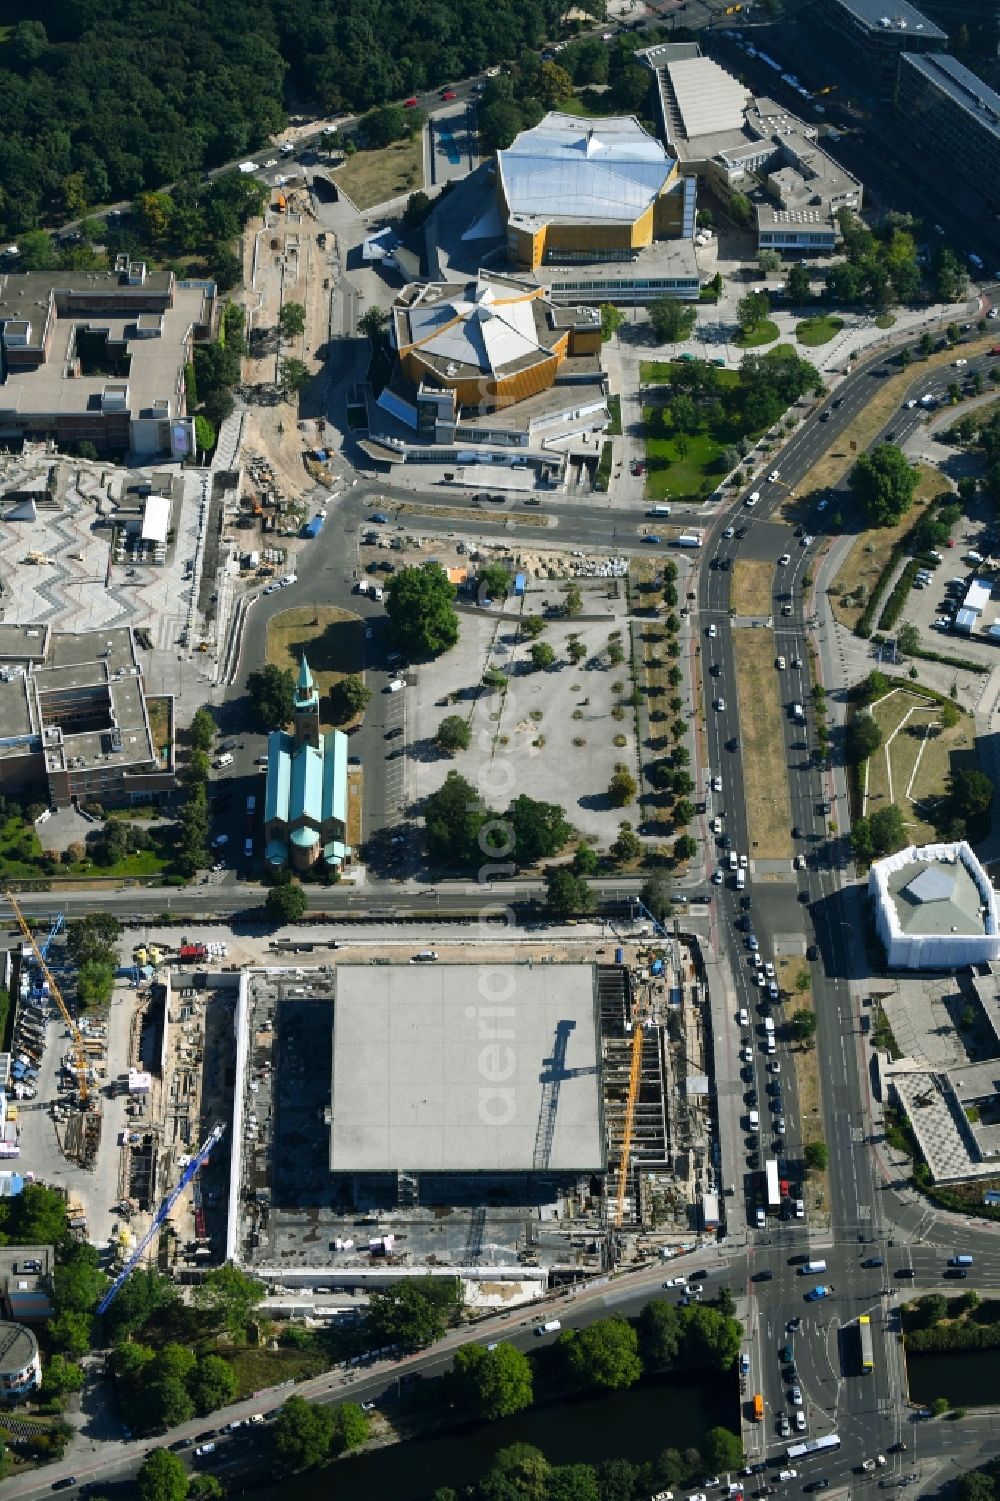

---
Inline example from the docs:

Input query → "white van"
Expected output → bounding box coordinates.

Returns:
[797,1259,827,1275]
[388,678,405,693]
[215,752,234,769]
[535,1319,562,1335]
[729,851,739,871]
[749,1109,760,1129]
[736,869,746,890]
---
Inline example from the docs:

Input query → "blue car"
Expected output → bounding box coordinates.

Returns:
[643,534,661,544]
[370,512,389,524]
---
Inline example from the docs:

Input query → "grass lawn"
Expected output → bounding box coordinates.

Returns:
[829,463,942,631]
[607,394,622,435]
[866,687,976,843]
[223,1344,331,1398]
[266,606,364,729]
[559,93,602,117]
[735,318,780,349]
[643,423,722,501]
[333,136,422,211]
[732,630,793,858]
[796,315,844,347]
[0,814,172,883]
[875,313,896,329]
[731,560,774,617]
[640,361,739,389]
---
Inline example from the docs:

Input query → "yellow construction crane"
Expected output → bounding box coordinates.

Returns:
[4,890,89,1103]
[614,997,650,1227]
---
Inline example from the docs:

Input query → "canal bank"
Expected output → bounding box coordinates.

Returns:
[249,1371,736,1501]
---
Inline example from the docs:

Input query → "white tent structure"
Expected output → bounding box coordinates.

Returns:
[869,841,1000,970]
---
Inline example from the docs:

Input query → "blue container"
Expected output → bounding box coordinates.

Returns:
[615,946,624,965]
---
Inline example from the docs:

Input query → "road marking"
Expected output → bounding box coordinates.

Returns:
[852,1126,864,1143]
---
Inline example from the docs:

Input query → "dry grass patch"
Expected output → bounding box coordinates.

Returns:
[393,499,549,527]
[733,629,794,859]
[866,687,974,841]
[829,463,944,629]
[731,559,774,617]
[266,605,363,729]
[333,137,422,211]
[346,767,363,848]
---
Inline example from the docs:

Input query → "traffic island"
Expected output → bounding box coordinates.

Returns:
[731,631,794,859]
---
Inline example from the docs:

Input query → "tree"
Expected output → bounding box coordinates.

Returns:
[424,771,492,868]
[279,357,310,394]
[329,674,372,723]
[804,1140,829,1171]
[758,249,781,275]
[870,803,906,857]
[65,913,119,968]
[54,1242,107,1317]
[49,1310,93,1358]
[548,1464,600,1501]
[846,713,882,764]
[41,1354,86,1400]
[246,664,295,729]
[436,715,470,755]
[897,623,920,655]
[386,564,459,658]
[674,834,697,863]
[193,1263,266,1339]
[194,415,216,457]
[951,767,993,822]
[640,875,672,923]
[564,582,583,618]
[329,1402,369,1455]
[507,796,571,865]
[263,882,308,923]
[680,1303,742,1370]
[545,867,594,918]
[450,1342,534,1421]
[785,263,811,303]
[650,299,697,343]
[931,1396,950,1417]
[366,1280,455,1349]
[189,1354,238,1416]
[613,826,641,864]
[273,1395,334,1471]
[189,708,215,752]
[737,291,770,333]
[477,563,512,599]
[358,306,388,341]
[609,768,637,807]
[600,303,625,341]
[278,301,306,339]
[791,1009,817,1045]
[639,1300,682,1370]
[956,1473,996,1501]
[567,637,587,664]
[673,798,695,828]
[138,1449,189,1501]
[480,1443,551,1501]
[850,444,919,526]
[561,1317,642,1392]
[702,1427,744,1472]
[530,641,556,671]
[520,615,546,640]
[728,192,752,227]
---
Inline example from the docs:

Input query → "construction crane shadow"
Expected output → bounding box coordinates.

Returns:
[532,1019,599,1175]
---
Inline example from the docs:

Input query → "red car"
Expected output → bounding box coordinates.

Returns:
[404,96,418,107]
[441,89,456,100]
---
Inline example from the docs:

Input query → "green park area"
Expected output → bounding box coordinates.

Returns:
[795,314,844,347]
[735,317,780,348]
[641,351,820,501]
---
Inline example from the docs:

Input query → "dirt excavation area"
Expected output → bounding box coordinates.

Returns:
[238,191,334,503]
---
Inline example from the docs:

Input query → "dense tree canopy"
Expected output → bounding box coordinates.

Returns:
[0,0,582,241]
[559,1318,642,1392]
[386,564,459,658]
[450,1342,534,1421]
[849,444,919,526]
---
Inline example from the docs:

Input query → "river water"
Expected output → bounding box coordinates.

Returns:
[907,1348,1000,1408]
[248,1372,734,1501]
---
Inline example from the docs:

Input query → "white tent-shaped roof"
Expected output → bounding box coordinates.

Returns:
[498,111,674,224]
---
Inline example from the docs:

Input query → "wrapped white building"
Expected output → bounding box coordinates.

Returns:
[869,841,1000,970]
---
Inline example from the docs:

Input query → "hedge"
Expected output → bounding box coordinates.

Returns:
[877,560,920,632]
[595,440,613,492]
[907,1319,1000,1353]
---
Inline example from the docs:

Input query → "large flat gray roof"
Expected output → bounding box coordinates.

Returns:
[329,963,604,1174]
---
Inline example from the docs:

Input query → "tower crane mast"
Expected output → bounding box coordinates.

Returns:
[4,891,88,1102]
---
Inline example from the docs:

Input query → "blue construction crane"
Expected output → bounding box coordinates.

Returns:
[38,912,64,961]
[97,1123,226,1315]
